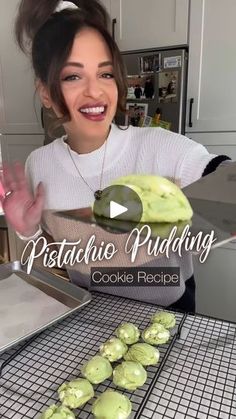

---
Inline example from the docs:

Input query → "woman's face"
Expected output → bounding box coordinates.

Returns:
[59,27,118,143]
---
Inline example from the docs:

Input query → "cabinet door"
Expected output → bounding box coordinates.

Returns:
[186,132,236,160]
[186,0,236,133]
[0,0,43,134]
[99,0,111,15]
[0,133,45,261]
[111,0,189,51]
[194,248,236,322]
[0,134,45,164]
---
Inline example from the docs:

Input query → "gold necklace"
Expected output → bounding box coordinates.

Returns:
[67,138,108,200]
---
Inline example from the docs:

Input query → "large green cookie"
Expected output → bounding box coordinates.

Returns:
[58,378,94,409]
[142,323,170,345]
[124,343,160,366]
[113,361,147,390]
[40,404,75,419]
[151,311,176,329]
[92,390,132,419]
[81,355,112,384]
[115,322,140,345]
[100,337,128,362]
[94,174,193,223]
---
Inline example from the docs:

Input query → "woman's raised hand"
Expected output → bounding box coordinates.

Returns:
[0,162,45,236]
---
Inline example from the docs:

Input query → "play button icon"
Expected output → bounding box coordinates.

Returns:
[110,201,128,219]
[93,185,143,233]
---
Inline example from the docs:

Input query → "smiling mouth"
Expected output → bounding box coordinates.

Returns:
[79,105,107,115]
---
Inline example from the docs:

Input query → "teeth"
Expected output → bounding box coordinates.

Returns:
[80,106,105,114]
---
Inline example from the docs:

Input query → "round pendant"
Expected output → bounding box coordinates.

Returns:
[94,190,103,200]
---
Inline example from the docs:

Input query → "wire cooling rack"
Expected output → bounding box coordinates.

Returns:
[139,314,236,419]
[0,292,184,419]
[1,292,236,419]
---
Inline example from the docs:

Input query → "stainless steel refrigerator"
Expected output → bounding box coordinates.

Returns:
[119,47,188,134]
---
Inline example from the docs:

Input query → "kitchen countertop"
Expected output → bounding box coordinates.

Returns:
[0,292,236,418]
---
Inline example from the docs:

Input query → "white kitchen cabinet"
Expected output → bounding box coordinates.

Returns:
[186,132,236,161]
[194,247,236,322]
[0,134,44,164]
[0,0,43,135]
[0,133,44,261]
[0,0,45,261]
[110,0,189,51]
[187,130,236,321]
[186,0,236,133]
[100,0,111,15]
[206,145,236,162]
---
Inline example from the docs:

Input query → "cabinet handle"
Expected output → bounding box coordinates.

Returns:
[112,18,117,41]
[41,107,44,129]
[189,98,194,127]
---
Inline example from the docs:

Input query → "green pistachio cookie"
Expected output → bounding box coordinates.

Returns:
[100,337,128,362]
[151,311,176,329]
[40,404,75,419]
[58,378,94,409]
[92,390,132,419]
[81,355,112,384]
[115,323,140,345]
[113,361,147,390]
[94,174,193,222]
[142,323,170,345]
[124,343,160,366]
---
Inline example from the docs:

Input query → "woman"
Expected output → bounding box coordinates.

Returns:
[0,0,230,311]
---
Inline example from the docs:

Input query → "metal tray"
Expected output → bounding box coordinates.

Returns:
[0,261,91,354]
[55,207,190,238]
[55,201,236,251]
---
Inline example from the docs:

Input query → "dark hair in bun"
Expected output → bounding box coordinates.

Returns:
[15,0,127,130]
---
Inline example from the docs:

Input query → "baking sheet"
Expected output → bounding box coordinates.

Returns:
[55,202,236,251]
[0,274,69,349]
[0,261,91,353]
[183,160,236,204]
[55,207,191,238]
